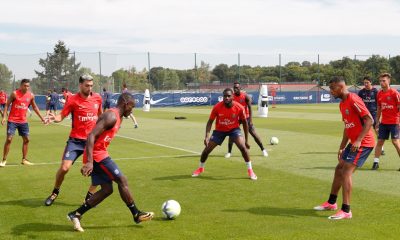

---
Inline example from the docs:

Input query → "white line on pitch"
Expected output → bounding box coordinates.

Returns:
[0,154,200,167]
[55,122,200,155]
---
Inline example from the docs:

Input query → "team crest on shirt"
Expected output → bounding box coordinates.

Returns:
[231,114,236,118]
[345,109,349,115]
[387,96,391,101]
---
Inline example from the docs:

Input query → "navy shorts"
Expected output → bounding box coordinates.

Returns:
[49,103,57,111]
[371,113,377,128]
[210,128,242,145]
[91,157,123,185]
[62,137,86,162]
[7,121,29,137]
[378,124,400,140]
[103,102,110,110]
[342,144,373,167]
[0,103,5,110]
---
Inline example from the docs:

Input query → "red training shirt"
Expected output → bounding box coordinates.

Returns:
[8,89,33,124]
[377,88,400,124]
[209,101,246,132]
[339,93,375,147]
[233,92,250,118]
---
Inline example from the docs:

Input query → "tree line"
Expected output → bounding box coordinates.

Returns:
[1,41,400,94]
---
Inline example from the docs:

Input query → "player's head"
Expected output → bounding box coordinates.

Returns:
[117,92,135,117]
[223,88,234,107]
[328,76,347,99]
[378,73,391,89]
[363,76,372,90]
[79,74,94,97]
[103,87,106,92]
[20,79,30,93]
[233,82,241,95]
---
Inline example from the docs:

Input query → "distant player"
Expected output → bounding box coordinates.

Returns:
[358,76,384,166]
[225,82,268,158]
[192,88,258,180]
[313,77,375,220]
[66,93,154,232]
[371,73,400,170]
[101,87,111,111]
[46,89,59,116]
[0,79,47,167]
[0,89,7,117]
[44,75,102,206]
[121,84,138,128]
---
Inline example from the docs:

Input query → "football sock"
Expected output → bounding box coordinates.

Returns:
[341,204,350,213]
[374,158,379,163]
[328,194,337,204]
[246,161,252,170]
[85,191,93,201]
[76,202,92,215]
[199,162,205,168]
[52,188,60,195]
[128,203,139,216]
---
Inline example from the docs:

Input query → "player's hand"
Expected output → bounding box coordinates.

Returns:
[351,141,361,152]
[245,141,250,149]
[1,118,5,126]
[337,149,343,161]
[81,162,93,177]
[204,137,210,146]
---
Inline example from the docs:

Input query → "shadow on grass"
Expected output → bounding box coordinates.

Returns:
[223,206,322,218]
[0,198,76,208]
[12,222,137,238]
[153,174,246,181]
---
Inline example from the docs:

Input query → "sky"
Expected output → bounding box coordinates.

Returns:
[1,0,400,77]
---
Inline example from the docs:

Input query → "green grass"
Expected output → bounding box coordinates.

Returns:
[0,104,400,239]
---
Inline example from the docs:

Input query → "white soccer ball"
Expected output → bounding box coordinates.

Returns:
[161,200,181,220]
[270,136,279,145]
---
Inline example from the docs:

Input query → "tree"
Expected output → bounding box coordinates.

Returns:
[0,63,13,92]
[34,41,80,94]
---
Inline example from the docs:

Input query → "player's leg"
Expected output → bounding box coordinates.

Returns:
[231,129,257,180]
[44,138,84,206]
[390,124,400,169]
[1,122,18,166]
[18,123,33,165]
[248,120,268,157]
[225,137,234,158]
[372,124,388,170]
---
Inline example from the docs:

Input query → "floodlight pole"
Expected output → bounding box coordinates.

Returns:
[99,51,102,93]
[238,53,241,83]
[147,52,152,89]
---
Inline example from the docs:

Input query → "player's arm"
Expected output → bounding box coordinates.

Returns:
[129,113,138,128]
[204,119,214,146]
[1,92,15,125]
[338,128,349,160]
[245,94,253,123]
[240,109,250,149]
[30,94,47,124]
[375,105,381,130]
[97,98,103,116]
[81,111,117,176]
[351,114,373,152]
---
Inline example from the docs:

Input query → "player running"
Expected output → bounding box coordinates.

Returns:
[225,82,268,158]
[313,77,375,220]
[66,93,153,232]
[0,79,47,167]
[192,88,258,180]
[371,73,400,170]
[44,74,102,206]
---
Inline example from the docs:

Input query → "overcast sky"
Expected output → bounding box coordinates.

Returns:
[1,0,400,77]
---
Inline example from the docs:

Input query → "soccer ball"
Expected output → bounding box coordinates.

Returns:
[161,200,181,220]
[270,136,279,145]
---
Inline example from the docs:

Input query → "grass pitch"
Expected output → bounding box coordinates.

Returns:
[0,104,400,239]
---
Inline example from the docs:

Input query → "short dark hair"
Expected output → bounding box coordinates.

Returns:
[328,76,345,84]
[117,92,135,106]
[379,73,391,79]
[223,88,233,95]
[363,76,372,82]
[79,74,93,83]
[103,87,106,91]
[20,79,30,85]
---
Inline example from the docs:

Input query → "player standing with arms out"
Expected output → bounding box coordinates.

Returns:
[225,82,268,158]
[101,87,111,111]
[371,73,400,170]
[46,89,59,116]
[192,88,258,180]
[0,89,7,117]
[44,75,102,206]
[313,77,375,220]
[0,79,47,167]
[66,93,153,232]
